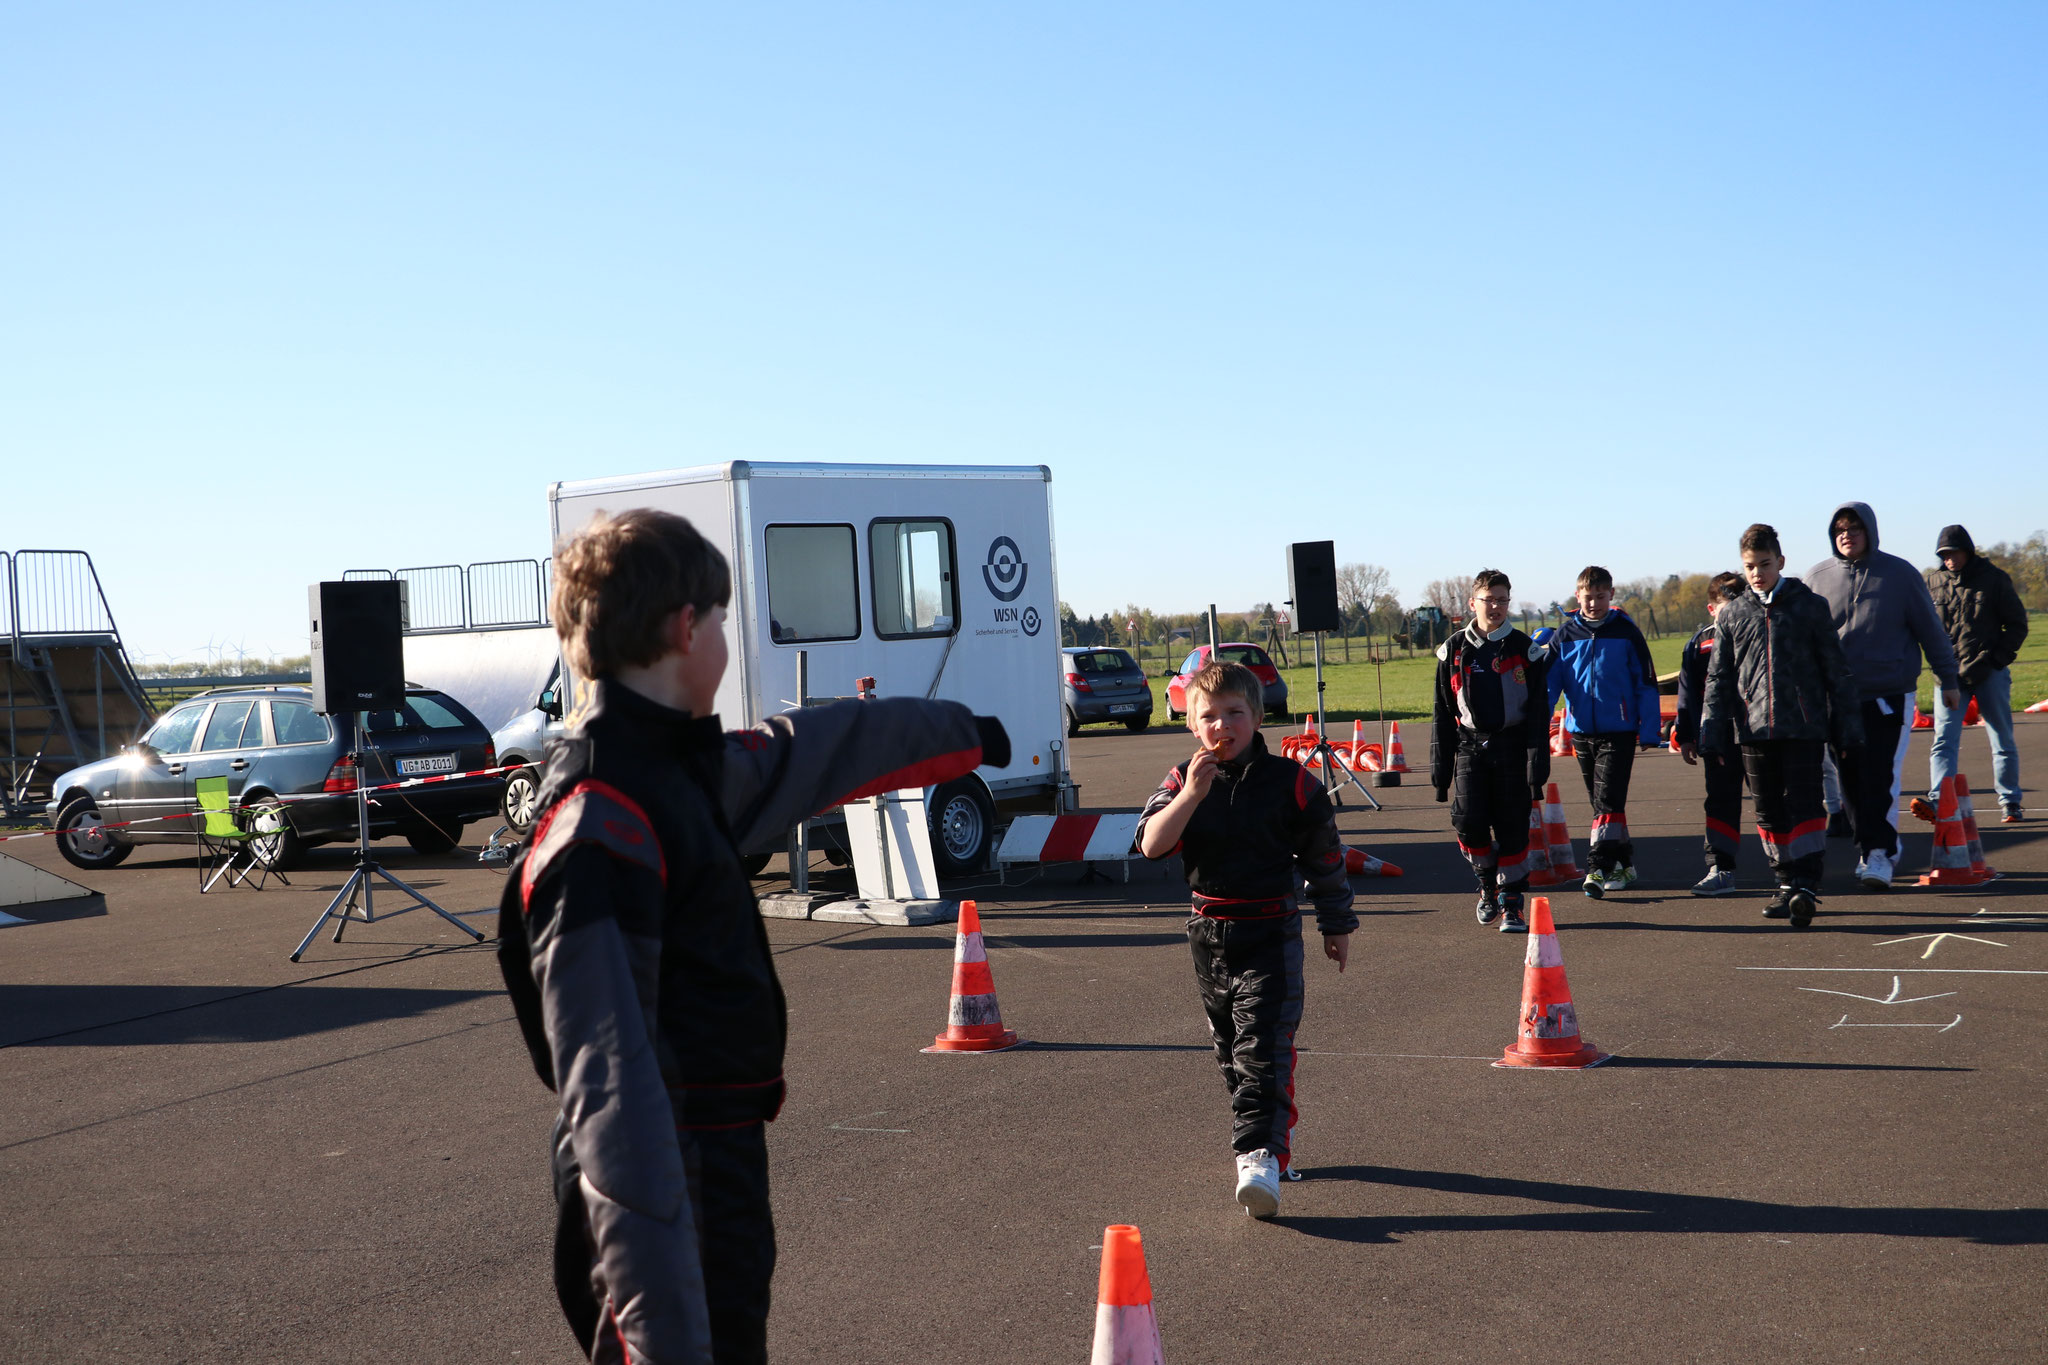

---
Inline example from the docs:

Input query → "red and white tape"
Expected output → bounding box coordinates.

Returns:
[0,763,516,843]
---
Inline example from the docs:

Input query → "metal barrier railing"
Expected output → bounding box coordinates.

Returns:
[8,550,120,639]
[395,564,467,632]
[468,558,548,627]
[342,559,553,634]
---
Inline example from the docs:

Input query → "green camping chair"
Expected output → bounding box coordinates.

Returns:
[194,777,289,893]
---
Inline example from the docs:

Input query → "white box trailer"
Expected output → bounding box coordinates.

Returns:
[547,461,1069,874]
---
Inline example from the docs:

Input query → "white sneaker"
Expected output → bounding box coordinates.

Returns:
[1234,1149,1281,1219]
[1861,849,1893,891]
[1853,856,1867,882]
[1691,866,1736,897]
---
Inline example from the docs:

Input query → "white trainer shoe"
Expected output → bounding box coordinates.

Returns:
[1861,849,1893,891]
[1234,1149,1281,1219]
[1691,866,1736,897]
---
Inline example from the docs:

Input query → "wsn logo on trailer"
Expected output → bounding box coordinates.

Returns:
[982,536,1041,636]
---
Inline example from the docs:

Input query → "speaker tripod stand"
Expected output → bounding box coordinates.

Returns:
[1302,631,1379,811]
[290,744,486,961]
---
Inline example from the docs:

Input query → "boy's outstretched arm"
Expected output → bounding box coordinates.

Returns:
[523,791,713,1364]
[1699,618,1738,757]
[719,697,1002,853]
[1525,649,1552,799]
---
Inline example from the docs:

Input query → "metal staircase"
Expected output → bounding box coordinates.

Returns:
[3,551,156,821]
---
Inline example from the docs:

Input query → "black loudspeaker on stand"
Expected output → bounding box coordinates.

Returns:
[1283,542,1379,812]
[291,580,484,961]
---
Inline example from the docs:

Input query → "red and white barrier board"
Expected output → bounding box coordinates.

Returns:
[997,814,1144,882]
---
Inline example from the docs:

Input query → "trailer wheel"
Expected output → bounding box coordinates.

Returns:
[927,777,995,877]
[741,853,771,877]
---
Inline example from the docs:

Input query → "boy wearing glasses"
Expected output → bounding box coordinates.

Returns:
[1431,570,1552,933]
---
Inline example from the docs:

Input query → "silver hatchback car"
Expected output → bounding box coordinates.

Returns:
[1061,647,1154,735]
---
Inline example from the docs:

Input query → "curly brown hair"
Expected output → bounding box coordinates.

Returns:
[551,508,731,679]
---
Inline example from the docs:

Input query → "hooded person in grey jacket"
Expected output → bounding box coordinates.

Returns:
[1806,501,1960,890]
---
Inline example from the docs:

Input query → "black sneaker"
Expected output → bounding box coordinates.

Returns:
[1787,887,1817,930]
[1475,894,1502,925]
[1761,886,1794,919]
[1498,904,1529,934]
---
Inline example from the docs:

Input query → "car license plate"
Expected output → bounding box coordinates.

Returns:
[398,754,458,776]
[1109,703,1138,714]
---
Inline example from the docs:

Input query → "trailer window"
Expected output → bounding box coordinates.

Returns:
[869,519,956,639]
[765,524,860,644]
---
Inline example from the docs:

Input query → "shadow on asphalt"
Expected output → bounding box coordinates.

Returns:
[1,894,106,925]
[1015,1041,1210,1053]
[1276,1165,2048,1245]
[2,983,500,1047]
[824,933,1187,950]
[1560,915,2048,935]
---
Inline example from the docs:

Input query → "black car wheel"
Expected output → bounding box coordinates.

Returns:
[927,778,996,878]
[244,795,305,872]
[55,798,130,871]
[1064,708,1082,738]
[405,820,463,855]
[501,765,541,836]
[1124,716,1149,733]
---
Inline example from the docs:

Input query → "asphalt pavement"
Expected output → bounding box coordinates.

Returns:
[4,718,2046,1362]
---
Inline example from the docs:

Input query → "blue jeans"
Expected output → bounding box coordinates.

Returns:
[1928,668,2021,812]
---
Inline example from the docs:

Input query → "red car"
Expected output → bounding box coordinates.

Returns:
[1164,643,1290,721]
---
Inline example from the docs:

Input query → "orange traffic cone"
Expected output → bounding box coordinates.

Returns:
[1495,897,1608,1069]
[1956,777,1998,881]
[923,900,1022,1052]
[1915,778,1979,887]
[1385,721,1410,773]
[1089,1225,1165,1365]
[1542,783,1581,878]
[1524,799,1557,887]
[1345,846,1404,877]
[2027,698,2048,714]
[1347,720,1368,771]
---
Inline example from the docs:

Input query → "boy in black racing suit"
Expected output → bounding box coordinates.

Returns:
[1430,569,1552,933]
[1674,571,1747,896]
[497,508,1008,1364]
[1137,660,1355,1221]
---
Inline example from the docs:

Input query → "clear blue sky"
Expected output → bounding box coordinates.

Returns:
[5,3,2043,662]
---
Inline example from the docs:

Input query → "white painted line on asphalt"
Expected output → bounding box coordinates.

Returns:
[1797,976,1958,1005]
[1829,1013,1963,1032]
[1739,967,2048,975]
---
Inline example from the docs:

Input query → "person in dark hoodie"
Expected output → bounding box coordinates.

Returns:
[1702,524,1862,928]
[1674,571,1747,896]
[1806,501,1960,892]
[1923,524,2028,823]
[1546,565,1663,897]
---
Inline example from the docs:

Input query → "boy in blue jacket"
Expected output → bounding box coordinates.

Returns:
[1547,566,1663,896]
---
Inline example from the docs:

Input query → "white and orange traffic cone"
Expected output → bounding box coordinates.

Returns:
[922,900,1022,1052]
[1385,721,1410,773]
[1494,896,1608,1069]
[1915,778,1979,887]
[1345,846,1403,877]
[1348,719,1368,772]
[1542,783,1581,879]
[1524,799,1556,887]
[1550,713,1576,758]
[1089,1225,1165,1365]
[1956,776,1998,882]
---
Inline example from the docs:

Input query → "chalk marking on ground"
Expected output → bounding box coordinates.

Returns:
[827,1110,910,1133]
[1829,1013,1963,1033]
[1872,932,2008,959]
[1797,976,1958,1006]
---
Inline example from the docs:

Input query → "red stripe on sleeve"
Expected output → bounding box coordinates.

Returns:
[833,747,982,806]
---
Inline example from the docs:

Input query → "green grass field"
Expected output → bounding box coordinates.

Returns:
[1131,612,2048,726]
